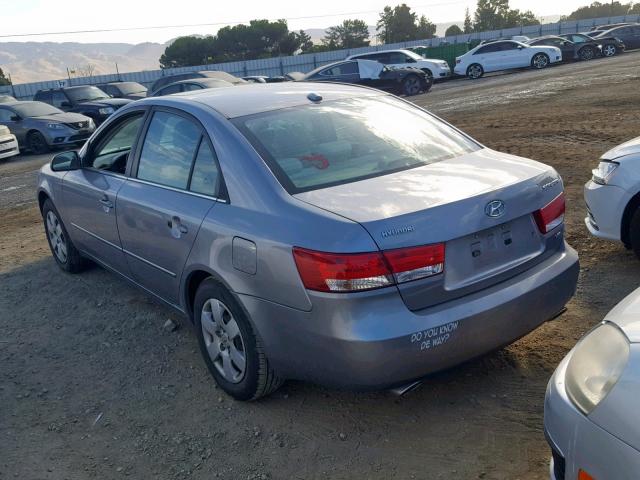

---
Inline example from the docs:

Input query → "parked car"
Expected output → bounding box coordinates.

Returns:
[527,35,599,61]
[544,287,640,479]
[584,136,640,258]
[479,35,530,45]
[594,24,640,51]
[33,86,131,125]
[97,81,147,100]
[346,49,451,79]
[560,33,626,57]
[151,78,235,97]
[37,83,579,400]
[0,101,95,154]
[301,59,432,96]
[0,124,19,160]
[150,70,246,94]
[454,40,562,79]
[591,22,633,31]
[0,94,16,103]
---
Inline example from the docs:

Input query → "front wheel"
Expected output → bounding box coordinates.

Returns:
[531,53,550,69]
[194,279,283,400]
[401,74,422,96]
[28,131,49,154]
[42,199,85,272]
[466,63,484,79]
[602,44,617,57]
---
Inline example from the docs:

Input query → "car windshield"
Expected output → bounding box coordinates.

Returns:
[13,102,64,117]
[116,82,147,94]
[66,86,110,102]
[233,96,480,193]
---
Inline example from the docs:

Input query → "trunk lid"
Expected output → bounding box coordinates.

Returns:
[295,148,564,310]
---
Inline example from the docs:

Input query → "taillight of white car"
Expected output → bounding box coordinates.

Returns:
[293,244,445,293]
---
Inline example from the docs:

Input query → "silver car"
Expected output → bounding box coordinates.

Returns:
[544,287,640,479]
[36,83,579,400]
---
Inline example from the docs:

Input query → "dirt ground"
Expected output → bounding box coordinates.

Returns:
[2,52,640,480]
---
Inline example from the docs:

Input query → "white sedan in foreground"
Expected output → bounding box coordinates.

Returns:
[454,40,562,79]
[584,136,640,257]
[544,287,640,479]
[0,124,19,160]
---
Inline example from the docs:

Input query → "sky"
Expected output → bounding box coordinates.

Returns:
[0,0,597,44]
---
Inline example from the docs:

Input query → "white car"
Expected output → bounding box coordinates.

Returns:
[347,49,451,79]
[584,136,640,256]
[0,124,19,160]
[454,40,562,79]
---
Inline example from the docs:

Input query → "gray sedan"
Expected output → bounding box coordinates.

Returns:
[545,288,640,479]
[36,83,579,400]
[0,101,95,153]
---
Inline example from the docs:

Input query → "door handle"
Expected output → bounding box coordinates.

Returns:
[168,216,188,237]
[99,194,113,210]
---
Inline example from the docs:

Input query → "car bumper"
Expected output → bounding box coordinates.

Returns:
[544,354,640,480]
[43,129,94,146]
[0,134,19,159]
[240,243,579,389]
[435,66,452,78]
[583,180,629,242]
[453,65,466,76]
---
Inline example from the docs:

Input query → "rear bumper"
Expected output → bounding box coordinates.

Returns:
[240,242,579,389]
[544,355,640,480]
[0,134,19,159]
[583,180,629,242]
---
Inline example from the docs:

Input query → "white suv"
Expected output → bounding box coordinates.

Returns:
[347,49,451,79]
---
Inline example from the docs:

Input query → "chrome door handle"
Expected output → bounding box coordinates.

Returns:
[99,195,113,210]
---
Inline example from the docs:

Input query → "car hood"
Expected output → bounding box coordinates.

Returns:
[603,287,640,342]
[79,98,132,108]
[601,136,640,161]
[31,112,91,123]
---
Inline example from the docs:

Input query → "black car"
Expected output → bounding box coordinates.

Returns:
[150,70,246,94]
[301,59,432,96]
[561,33,626,57]
[33,86,132,125]
[151,78,235,97]
[97,81,147,100]
[594,24,640,51]
[528,35,599,61]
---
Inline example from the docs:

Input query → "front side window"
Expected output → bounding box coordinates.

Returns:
[88,113,145,173]
[234,96,480,193]
[137,111,201,189]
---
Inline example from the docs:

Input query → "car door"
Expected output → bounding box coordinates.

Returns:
[472,43,501,71]
[62,109,147,274]
[498,42,527,68]
[116,108,220,305]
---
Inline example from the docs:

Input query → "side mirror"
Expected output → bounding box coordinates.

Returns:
[61,101,72,108]
[10,115,21,122]
[51,151,81,172]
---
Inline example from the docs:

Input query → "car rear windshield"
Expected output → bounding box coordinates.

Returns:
[233,96,480,193]
[66,86,110,102]
[13,102,64,117]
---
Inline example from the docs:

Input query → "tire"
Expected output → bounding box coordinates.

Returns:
[27,131,49,154]
[466,63,484,80]
[194,279,283,400]
[578,46,596,61]
[401,74,422,96]
[421,68,433,79]
[602,43,617,57]
[42,199,85,273]
[531,53,550,69]
[629,208,640,260]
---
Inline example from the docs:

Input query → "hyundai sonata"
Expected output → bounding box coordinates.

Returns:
[36,83,579,400]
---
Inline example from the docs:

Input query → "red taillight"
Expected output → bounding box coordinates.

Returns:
[533,192,565,234]
[292,244,445,293]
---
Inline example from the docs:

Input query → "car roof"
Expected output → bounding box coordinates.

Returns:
[145,82,385,119]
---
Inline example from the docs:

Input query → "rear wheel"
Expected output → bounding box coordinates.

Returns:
[531,53,550,69]
[629,208,640,260]
[42,199,85,272]
[602,43,617,57]
[578,46,596,61]
[194,279,283,400]
[28,131,49,154]
[466,63,484,79]
[401,74,422,96]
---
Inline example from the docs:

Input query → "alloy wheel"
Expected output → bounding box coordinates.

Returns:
[533,54,549,69]
[468,65,482,79]
[603,44,616,57]
[580,47,595,60]
[403,76,421,95]
[46,210,68,263]
[200,299,247,383]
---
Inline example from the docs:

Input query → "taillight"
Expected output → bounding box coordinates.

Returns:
[533,192,565,234]
[292,244,445,293]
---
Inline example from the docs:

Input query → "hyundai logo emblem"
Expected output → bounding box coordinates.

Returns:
[485,200,505,218]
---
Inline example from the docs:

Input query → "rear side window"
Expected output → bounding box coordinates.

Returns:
[137,111,201,189]
[189,141,220,196]
[323,62,358,76]
[158,84,182,96]
[476,44,499,54]
[234,96,480,193]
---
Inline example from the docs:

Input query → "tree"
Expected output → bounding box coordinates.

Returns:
[376,4,437,44]
[562,1,639,20]
[445,24,463,36]
[75,64,96,78]
[323,19,370,49]
[464,8,474,33]
[472,0,539,31]
[160,36,216,68]
[0,68,11,86]
[295,30,315,53]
